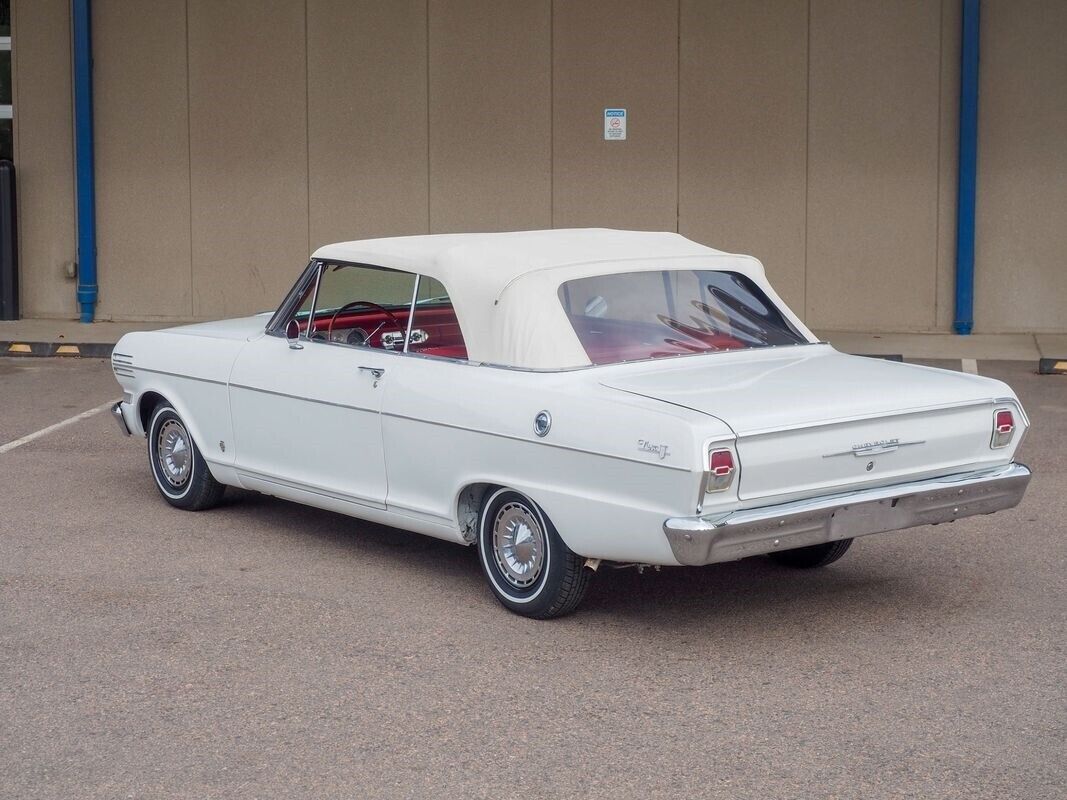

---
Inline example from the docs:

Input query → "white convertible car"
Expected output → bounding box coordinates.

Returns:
[111,229,1031,618]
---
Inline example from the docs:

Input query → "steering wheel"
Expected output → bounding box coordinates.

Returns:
[327,300,405,347]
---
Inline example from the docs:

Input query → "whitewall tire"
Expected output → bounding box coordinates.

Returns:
[477,488,592,619]
[147,403,225,511]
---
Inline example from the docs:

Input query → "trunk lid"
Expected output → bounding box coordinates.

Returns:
[600,345,1014,501]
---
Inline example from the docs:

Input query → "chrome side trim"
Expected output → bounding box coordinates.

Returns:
[664,463,1031,566]
[122,365,228,386]
[475,341,825,374]
[382,499,455,524]
[734,398,998,438]
[235,467,387,511]
[228,382,378,414]
[380,410,691,472]
[111,402,132,436]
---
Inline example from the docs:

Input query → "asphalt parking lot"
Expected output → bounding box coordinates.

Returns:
[1,357,1064,799]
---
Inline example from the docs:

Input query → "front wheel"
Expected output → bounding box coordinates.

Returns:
[768,537,853,568]
[477,489,592,619]
[147,403,225,511]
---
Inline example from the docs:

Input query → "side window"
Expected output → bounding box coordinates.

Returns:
[407,276,468,360]
[299,263,416,349]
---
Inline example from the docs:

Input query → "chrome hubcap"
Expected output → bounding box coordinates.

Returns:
[492,502,545,589]
[157,419,191,488]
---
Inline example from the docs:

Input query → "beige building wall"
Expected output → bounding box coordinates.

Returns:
[974,0,1067,333]
[187,0,310,320]
[308,0,429,248]
[679,0,808,313]
[806,0,945,331]
[428,0,552,233]
[10,0,1066,333]
[553,0,678,232]
[11,0,77,319]
[93,0,191,320]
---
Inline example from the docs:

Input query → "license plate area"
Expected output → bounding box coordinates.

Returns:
[828,498,903,538]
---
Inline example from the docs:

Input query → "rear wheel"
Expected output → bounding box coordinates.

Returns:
[769,538,853,568]
[147,403,225,511]
[477,488,592,619]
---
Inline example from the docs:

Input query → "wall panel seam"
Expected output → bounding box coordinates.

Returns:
[184,0,193,317]
[425,0,431,232]
[803,0,811,321]
[933,0,945,329]
[304,0,310,255]
[549,0,554,229]
[10,0,21,306]
[674,0,679,232]
[68,2,77,276]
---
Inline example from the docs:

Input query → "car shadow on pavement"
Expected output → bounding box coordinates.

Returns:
[221,487,965,638]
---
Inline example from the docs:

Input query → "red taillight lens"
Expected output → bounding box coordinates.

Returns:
[709,449,734,475]
[707,449,735,492]
[991,409,1015,448]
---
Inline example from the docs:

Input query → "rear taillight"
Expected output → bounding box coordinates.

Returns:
[706,448,735,492]
[991,409,1015,449]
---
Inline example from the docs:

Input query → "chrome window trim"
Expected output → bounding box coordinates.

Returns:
[266,261,318,336]
[306,260,325,338]
[268,259,471,359]
[403,274,421,353]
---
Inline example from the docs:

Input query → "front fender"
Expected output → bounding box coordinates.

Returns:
[114,330,244,471]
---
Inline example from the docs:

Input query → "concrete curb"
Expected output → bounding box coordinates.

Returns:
[2,341,115,358]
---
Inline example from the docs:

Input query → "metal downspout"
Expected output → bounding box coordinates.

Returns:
[953,0,980,335]
[71,0,97,323]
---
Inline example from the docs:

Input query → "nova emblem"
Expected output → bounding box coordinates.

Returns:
[822,438,925,458]
[637,439,671,460]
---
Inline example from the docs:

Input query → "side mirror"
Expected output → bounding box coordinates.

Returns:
[285,318,303,350]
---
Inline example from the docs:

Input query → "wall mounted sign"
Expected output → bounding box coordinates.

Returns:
[603,108,626,140]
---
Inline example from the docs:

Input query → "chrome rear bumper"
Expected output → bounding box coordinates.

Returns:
[663,463,1031,566]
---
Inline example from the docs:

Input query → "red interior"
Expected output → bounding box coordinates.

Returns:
[568,316,747,364]
[299,305,468,359]
[294,305,748,365]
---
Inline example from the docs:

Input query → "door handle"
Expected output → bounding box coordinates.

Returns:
[358,366,385,379]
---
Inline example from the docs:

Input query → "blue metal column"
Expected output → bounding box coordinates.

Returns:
[954,0,980,335]
[71,0,97,323]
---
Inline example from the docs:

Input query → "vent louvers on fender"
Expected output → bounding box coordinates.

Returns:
[111,352,134,378]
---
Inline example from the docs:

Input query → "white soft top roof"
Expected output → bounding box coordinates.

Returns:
[312,229,813,369]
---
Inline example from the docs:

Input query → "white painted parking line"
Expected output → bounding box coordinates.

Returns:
[962,358,979,374]
[0,400,115,455]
